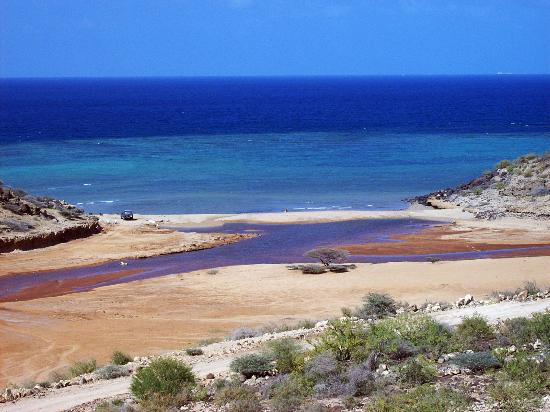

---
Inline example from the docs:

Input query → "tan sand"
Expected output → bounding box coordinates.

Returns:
[0,221,252,277]
[2,257,550,386]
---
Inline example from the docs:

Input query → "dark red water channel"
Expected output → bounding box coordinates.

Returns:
[2,218,550,301]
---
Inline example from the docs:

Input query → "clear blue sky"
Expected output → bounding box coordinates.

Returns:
[1,0,549,77]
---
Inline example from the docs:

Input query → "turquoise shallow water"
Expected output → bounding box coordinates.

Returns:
[2,132,550,213]
[1,76,549,213]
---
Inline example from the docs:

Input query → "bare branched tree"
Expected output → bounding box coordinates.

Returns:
[304,247,349,267]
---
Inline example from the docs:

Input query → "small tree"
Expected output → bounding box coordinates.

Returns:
[304,248,349,267]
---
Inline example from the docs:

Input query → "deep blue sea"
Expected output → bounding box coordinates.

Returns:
[1,76,549,214]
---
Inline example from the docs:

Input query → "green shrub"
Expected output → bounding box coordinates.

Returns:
[69,359,97,377]
[314,318,369,361]
[303,351,339,381]
[366,314,453,356]
[399,355,437,385]
[354,293,397,320]
[230,353,273,378]
[454,315,495,351]
[501,352,549,392]
[473,188,482,196]
[366,385,470,412]
[267,338,302,374]
[111,351,132,366]
[499,311,550,346]
[96,364,130,380]
[270,375,313,412]
[452,351,500,372]
[489,379,540,412]
[130,358,195,400]
[185,348,204,356]
[214,381,262,411]
[138,391,194,411]
[495,182,506,190]
[496,159,511,169]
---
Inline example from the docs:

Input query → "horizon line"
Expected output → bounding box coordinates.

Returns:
[2,73,550,81]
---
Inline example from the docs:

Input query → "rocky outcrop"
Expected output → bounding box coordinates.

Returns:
[413,152,550,219]
[0,182,101,252]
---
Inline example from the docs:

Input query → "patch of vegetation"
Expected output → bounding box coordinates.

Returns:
[96,364,130,380]
[230,353,274,378]
[227,327,260,341]
[452,351,500,372]
[496,159,511,169]
[185,348,204,356]
[489,352,549,412]
[314,318,370,361]
[495,182,506,190]
[398,355,437,385]
[206,269,219,275]
[354,292,397,320]
[301,264,328,274]
[473,188,482,196]
[426,257,440,263]
[69,359,97,377]
[266,338,303,374]
[498,310,550,346]
[303,351,340,381]
[270,374,313,412]
[365,314,453,357]
[454,315,495,351]
[130,358,195,400]
[214,380,262,412]
[365,385,471,412]
[111,351,132,365]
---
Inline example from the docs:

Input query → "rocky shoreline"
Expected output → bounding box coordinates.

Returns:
[413,152,550,220]
[0,183,101,253]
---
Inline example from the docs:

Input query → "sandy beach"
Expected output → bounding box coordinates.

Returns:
[2,257,550,386]
[2,208,550,386]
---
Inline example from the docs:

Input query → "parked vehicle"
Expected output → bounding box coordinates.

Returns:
[120,210,134,220]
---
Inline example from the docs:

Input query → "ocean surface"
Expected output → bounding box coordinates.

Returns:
[1,76,549,214]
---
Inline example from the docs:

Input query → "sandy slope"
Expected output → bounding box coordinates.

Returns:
[2,257,550,387]
[3,298,550,412]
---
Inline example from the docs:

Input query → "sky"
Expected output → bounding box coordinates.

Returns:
[1,0,549,78]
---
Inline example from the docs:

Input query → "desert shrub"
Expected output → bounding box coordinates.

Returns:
[303,351,339,381]
[328,264,349,273]
[206,269,219,275]
[454,315,495,351]
[267,338,302,374]
[496,159,511,169]
[345,361,376,396]
[197,337,222,346]
[426,257,440,263]
[499,311,550,346]
[111,351,132,365]
[489,379,541,412]
[301,264,327,274]
[452,351,500,372]
[304,247,349,267]
[227,327,259,341]
[230,353,273,378]
[366,385,470,412]
[314,318,369,361]
[270,374,313,412]
[69,359,97,377]
[495,182,506,190]
[473,188,482,196]
[354,293,397,320]
[96,364,130,380]
[138,391,194,411]
[387,340,418,361]
[366,314,453,357]
[501,352,549,392]
[214,381,262,411]
[296,319,316,329]
[399,355,437,385]
[130,358,195,400]
[185,348,204,356]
